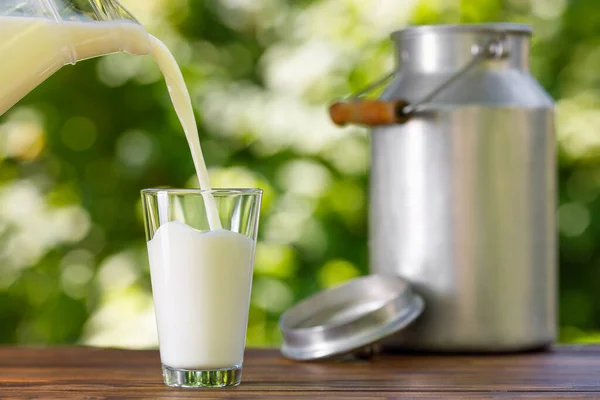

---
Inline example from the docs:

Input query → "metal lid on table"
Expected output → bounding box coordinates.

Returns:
[279,274,424,361]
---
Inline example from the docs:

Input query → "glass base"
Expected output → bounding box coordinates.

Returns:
[162,364,242,388]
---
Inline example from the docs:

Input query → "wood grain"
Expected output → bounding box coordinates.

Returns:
[1,346,600,398]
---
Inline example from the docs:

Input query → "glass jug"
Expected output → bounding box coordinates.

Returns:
[0,0,151,115]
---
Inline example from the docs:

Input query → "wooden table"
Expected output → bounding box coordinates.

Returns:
[2,346,600,399]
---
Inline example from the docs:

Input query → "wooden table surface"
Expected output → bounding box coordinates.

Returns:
[2,346,600,399]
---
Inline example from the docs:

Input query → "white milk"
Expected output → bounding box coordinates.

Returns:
[0,16,221,229]
[147,221,255,369]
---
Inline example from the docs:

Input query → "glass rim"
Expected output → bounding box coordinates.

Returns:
[141,188,263,196]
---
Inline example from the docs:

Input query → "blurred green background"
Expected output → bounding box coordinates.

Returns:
[0,0,597,347]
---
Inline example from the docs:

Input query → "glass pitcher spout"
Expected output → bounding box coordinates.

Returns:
[4,0,152,60]
[0,0,151,116]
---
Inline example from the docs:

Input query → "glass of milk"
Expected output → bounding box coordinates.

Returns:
[141,188,262,388]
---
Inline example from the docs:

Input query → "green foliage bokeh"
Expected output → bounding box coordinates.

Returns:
[0,0,598,347]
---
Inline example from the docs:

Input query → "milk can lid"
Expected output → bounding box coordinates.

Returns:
[278,274,424,361]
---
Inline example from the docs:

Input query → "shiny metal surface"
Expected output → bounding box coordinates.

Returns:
[370,24,556,351]
[391,23,533,38]
[279,275,424,360]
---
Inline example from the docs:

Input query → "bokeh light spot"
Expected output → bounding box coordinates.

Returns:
[318,259,360,288]
[251,277,294,314]
[0,107,46,160]
[276,159,331,198]
[61,263,94,299]
[254,242,296,278]
[97,53,141,88]
[61,116,97,152]
[116,130,153,167]
[559,202,590,237]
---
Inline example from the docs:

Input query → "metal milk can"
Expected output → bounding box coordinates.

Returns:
[329,23,556,352]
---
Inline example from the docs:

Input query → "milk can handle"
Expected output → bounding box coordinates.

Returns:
[329,36,509,127]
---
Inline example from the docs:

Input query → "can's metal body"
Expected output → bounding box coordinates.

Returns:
[370,24,556,351]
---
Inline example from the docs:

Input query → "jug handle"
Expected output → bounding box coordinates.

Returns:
[329,35,509,127]
[329,100,411,126]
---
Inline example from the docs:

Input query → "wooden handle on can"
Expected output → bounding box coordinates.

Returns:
[329,100,411,126]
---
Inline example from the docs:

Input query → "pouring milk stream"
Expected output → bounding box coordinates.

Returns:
[0,14,254,369]
[0,16,220,228]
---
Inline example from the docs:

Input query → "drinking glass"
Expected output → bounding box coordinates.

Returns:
[141,188,262,388]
